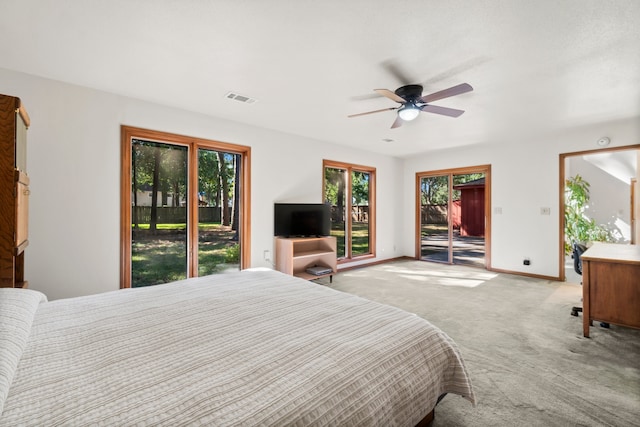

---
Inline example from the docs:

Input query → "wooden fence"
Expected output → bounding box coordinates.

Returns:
[421,203,461,227]
[132,206,230,224]
[330,205,369,223]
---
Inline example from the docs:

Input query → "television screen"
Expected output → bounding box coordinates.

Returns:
[274,203,331,237]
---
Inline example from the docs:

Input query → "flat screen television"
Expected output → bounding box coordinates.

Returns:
[274,203,331,237]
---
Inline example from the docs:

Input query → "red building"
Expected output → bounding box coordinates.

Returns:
[453,178,485,237]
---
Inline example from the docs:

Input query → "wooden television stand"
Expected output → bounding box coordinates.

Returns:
[275,236,337,282]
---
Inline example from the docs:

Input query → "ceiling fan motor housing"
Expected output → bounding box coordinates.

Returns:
[395,84,423,102]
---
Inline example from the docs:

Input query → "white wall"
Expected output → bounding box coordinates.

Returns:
[402,118,640,279]
[0,68,403,300]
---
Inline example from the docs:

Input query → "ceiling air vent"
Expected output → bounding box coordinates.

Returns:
[225,92,257,104]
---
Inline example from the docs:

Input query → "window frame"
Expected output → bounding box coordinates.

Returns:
[120,125,251,288]
[322,159,376,263]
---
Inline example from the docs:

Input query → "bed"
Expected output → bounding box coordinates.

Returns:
[0,268,475,426]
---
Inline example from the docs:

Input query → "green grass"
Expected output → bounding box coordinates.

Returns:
[131,222,238,287]
[133,223,222,231]
[331,221,370,258]
[197,242,239,277]
[132,239,188,286]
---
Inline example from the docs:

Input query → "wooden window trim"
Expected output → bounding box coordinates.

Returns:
[322,159,376,263]
[120,125,251,288]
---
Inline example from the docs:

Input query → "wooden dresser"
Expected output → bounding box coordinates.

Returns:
[0,94,30,288]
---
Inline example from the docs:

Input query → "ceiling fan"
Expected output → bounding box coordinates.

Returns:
[348,82,473,129]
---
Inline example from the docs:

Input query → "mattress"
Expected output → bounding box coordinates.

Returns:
[0,269,474,426]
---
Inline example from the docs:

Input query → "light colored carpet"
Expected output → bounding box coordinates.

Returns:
[321,260,640,427]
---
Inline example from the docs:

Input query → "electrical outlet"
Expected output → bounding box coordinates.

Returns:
[540,207,550,215]
[523,258,530,266]
[263,250,271,262]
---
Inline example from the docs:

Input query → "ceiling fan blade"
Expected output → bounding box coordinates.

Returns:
[420,104,465,118]
[390,115,403,129]
[374,88,406,103]
[348,107,397,118]
[419,83,473,104]
[381,59,413,85]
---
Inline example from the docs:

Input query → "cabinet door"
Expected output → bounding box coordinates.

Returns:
[15,171,29,254]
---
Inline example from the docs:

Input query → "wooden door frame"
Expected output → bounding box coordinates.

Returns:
[558,144,640,281]
[322,159,377,263]
[415,164,491,268]
[120,125,251,288]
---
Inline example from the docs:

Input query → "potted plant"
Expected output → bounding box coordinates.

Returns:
[564,174,612,254]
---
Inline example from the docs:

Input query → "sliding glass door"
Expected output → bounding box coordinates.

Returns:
[131,140,189,286]
[121,126,251,288]
[419,175,451,262]
[451,173,486,266]
[323,160,376,261]
[351,170,372,256]
[197,149,241,276]
[416,166,490,268]
[324,165,348,258]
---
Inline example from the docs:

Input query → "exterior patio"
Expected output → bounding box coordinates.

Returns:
[421,229,485,267]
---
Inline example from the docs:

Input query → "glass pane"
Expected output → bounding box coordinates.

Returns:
[131,139,188,287]
[351,170,370,256]
[198,149,241,275]
[452,173,485,267]
[420,175,450,262]
[325,167,347,258]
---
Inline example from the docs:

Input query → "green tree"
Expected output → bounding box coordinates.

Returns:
[131,140,187,233]
[421,173,484,205]
[351,171,369,205]
[198,150,220,207]
[325,167,346,221]
[216,152,237,226]
[421,176,449,205]
[564,174,613,254]
[231,154,240,236]
[162,146,187,207]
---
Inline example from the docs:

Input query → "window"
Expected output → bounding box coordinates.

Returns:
[323,160,376,261]
[121,126,251,288]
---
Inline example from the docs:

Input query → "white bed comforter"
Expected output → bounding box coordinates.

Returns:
[0,269,474,426]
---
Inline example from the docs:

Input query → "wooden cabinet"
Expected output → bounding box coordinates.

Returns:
[275,236,337,281]
[0,94,30,288]
[581,243,640,337]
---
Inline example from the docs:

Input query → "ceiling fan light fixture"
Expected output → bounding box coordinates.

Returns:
[398,105,420,121]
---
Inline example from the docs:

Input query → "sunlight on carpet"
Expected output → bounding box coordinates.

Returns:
[397,274,491,288]
[341,263,499,288]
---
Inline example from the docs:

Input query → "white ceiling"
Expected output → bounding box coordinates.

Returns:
[1,0,639,158]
